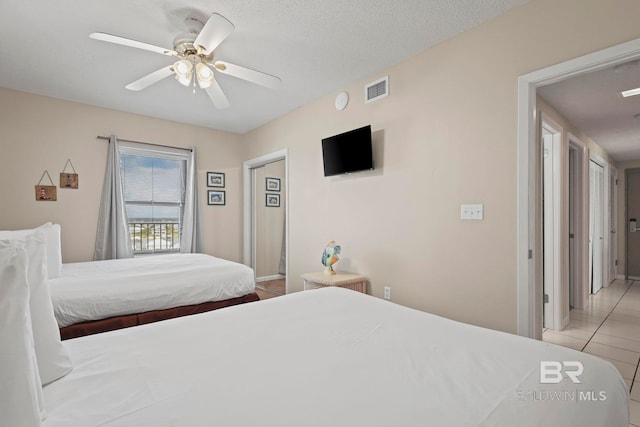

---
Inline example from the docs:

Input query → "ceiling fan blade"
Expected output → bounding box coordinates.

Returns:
[204,80,231,109]
[90,32,176,56]
[214,61,280,89]
[194,13,235,55]
[125,66,175,91]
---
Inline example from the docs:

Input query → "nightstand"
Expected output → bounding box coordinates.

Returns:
[301,272,367,294]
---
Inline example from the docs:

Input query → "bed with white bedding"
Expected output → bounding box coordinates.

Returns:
[0,223,259,339]
[49,253,258,339]
[41,287,629,427]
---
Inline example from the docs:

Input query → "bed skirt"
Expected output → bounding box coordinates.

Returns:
[59,292,261,340]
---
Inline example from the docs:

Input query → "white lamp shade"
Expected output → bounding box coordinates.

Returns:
[196,63,214,89]
[174,60,193,87]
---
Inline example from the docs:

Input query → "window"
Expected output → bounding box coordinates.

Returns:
[119,143,190,254]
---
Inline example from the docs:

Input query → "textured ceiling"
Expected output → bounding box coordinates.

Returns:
[538,60,640,162]
[0,0,528,134]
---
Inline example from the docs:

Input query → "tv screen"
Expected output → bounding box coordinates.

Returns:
[321,125,373,177]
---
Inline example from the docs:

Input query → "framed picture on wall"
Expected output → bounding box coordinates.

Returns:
[266,177,280,192]
[266,193,280,207]
[60,173,79,189]
[207,172,225,187]
[35,185,57,201]
[208,190,226,206]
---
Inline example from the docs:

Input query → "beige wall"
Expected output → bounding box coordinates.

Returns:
[2,0,640,333]
[616,160,640,277]
[255,160,286,278]
[0,87,244,263]
[241,0,640,332]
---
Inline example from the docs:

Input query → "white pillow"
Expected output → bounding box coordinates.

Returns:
[0,222,63,279]
[0,241,44,426]
[37,223,63,279]
[20,231,73,385]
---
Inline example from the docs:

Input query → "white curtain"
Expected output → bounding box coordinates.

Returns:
[180,148,202,253]
[94,135,133,260]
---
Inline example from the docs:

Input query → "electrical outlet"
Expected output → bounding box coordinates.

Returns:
[383,286,391,300]
[460,204,484,220]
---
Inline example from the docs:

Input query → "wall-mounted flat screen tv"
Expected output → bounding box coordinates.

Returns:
[321,125,373,177]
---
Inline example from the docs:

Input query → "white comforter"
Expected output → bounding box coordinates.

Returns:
[49,253,255,327]
[43,288,628,426]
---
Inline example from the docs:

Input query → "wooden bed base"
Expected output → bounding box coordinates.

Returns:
[59,292,261,340]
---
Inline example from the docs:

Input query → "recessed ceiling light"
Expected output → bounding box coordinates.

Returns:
[621,87,640,98]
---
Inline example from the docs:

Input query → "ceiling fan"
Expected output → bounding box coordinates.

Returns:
[90,13,280,109]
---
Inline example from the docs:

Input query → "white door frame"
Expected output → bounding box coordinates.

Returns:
[567,133,588,310]
[243,149,289,292]
[517,37,640,339]
[589,158,606,294]
[590,152,610,292]
[541,114,564,331]
[609,165,618,283]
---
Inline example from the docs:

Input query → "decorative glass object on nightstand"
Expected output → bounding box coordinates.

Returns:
[321,240,341,275]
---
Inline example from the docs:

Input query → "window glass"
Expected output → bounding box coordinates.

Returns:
[120,152,186,254]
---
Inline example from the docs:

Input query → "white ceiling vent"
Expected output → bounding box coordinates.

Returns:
[365,75,389,104]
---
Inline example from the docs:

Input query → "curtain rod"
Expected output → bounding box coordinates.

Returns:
[96,135,193,152]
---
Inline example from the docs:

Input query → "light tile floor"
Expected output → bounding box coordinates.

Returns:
[543,279,640,426]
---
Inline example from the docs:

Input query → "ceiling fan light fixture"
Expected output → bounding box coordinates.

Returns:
[196,63,214,89]
[174,59,193,86]
[95,12,280,109]
[175,75,192,87]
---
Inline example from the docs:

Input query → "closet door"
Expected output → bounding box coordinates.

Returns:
[589,161,604,294]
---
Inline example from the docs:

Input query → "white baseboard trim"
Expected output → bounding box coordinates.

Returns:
[256,274,285,283]
[630,276,640,281]
[617,274,626,280]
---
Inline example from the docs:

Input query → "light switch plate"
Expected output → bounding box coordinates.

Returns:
[461,204,484,220]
